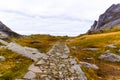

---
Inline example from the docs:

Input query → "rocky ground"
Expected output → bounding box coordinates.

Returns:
[0,39,87,80]
[24,42,87,80]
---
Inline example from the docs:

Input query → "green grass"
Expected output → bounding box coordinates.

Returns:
[0,49,33,80]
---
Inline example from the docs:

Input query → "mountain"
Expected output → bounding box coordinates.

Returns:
[0,21,21,38]
[88,4,120,33]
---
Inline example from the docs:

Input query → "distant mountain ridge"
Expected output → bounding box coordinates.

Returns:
[88,3,120,33]
[0,21,21,38]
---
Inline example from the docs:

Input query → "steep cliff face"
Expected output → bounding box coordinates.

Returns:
[0,21,21,38]
[88,4,120,33]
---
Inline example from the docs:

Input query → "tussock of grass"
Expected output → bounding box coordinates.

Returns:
[0,49,33,80]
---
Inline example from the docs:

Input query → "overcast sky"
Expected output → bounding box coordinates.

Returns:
[0,0,119,36]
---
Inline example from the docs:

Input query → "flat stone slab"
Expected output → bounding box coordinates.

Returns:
[80,62,99,70]
[28,64,42,73]
[23,71,36,79]
[82,48,100,51]
[99,53,120,62]
[36,59,45,65]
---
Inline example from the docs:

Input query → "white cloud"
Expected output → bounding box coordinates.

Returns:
[0,0,119,36]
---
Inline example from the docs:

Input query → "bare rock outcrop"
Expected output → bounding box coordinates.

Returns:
[0,21,21,38]
[88,4,120,33]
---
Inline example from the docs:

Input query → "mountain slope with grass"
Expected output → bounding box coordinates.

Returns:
[67,30,120,80]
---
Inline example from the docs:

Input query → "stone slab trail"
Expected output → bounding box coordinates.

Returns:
[0,39,87,80]
[23,42,87,80]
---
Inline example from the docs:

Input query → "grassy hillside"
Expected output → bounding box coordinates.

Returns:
[0,49,32,80]
[13,34,69,53]
[67,31,120,80]
[0,34,69,80]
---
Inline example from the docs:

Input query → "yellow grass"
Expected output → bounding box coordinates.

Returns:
[67,31,120,80]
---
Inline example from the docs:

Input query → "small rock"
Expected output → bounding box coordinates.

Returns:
[82,48,100,51]
[36,59,45,65]
[28,64,42,73]
[61,54,68,59]
[80,62,99,70]
[45,77,50,80]
[83,57,94,60]
[71,46,77,50]
[23,71,36,79]
[106,44,117,48]
[56,52,61,56]
[99,53,120,62]
[0,56,5,61]
[70,59,77,65]
[105,50,111,53]
[118,49,120,53]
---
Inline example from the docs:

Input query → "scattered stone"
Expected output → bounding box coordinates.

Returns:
[70,58,77,65]
[0,56,5,61]
[106,44,117,48]
[61,54,68,59]
[83,57,94,60]
[71,65,87,80]
[28,64,42,73]
[99,53,120,62]
[23,71,36,79]
[80,62,99,70]
[36,59,45,65]
[82,48,100,51]
[118,49,120,53]
[64,43,70,54]
[0,46,6,49]
[71,46,77,50]
[105,50,111,53]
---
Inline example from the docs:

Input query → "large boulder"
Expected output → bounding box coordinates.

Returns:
[88,4,120,33]
[99,52,120,62]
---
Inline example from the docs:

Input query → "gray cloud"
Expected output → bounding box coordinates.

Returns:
[0,0,119,36]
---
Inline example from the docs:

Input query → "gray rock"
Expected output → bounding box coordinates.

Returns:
[105,50,111,53]
[88,4,120,33]
[70,58,77,65]
[0,56,5,61]
[28,64,42,73]
[99,53,120,62]
[23,71,36,79]
[61,54,68,59]
[106,44,117,48]
[71,46,77,50]
[80,62,99,70]
[71,65,87,80]
[36,59,45,65]
[0,21,21,38]
[82,48,100,51]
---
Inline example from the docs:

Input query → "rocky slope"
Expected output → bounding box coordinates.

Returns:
[0,21,21,38]
[88,3,120,33]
